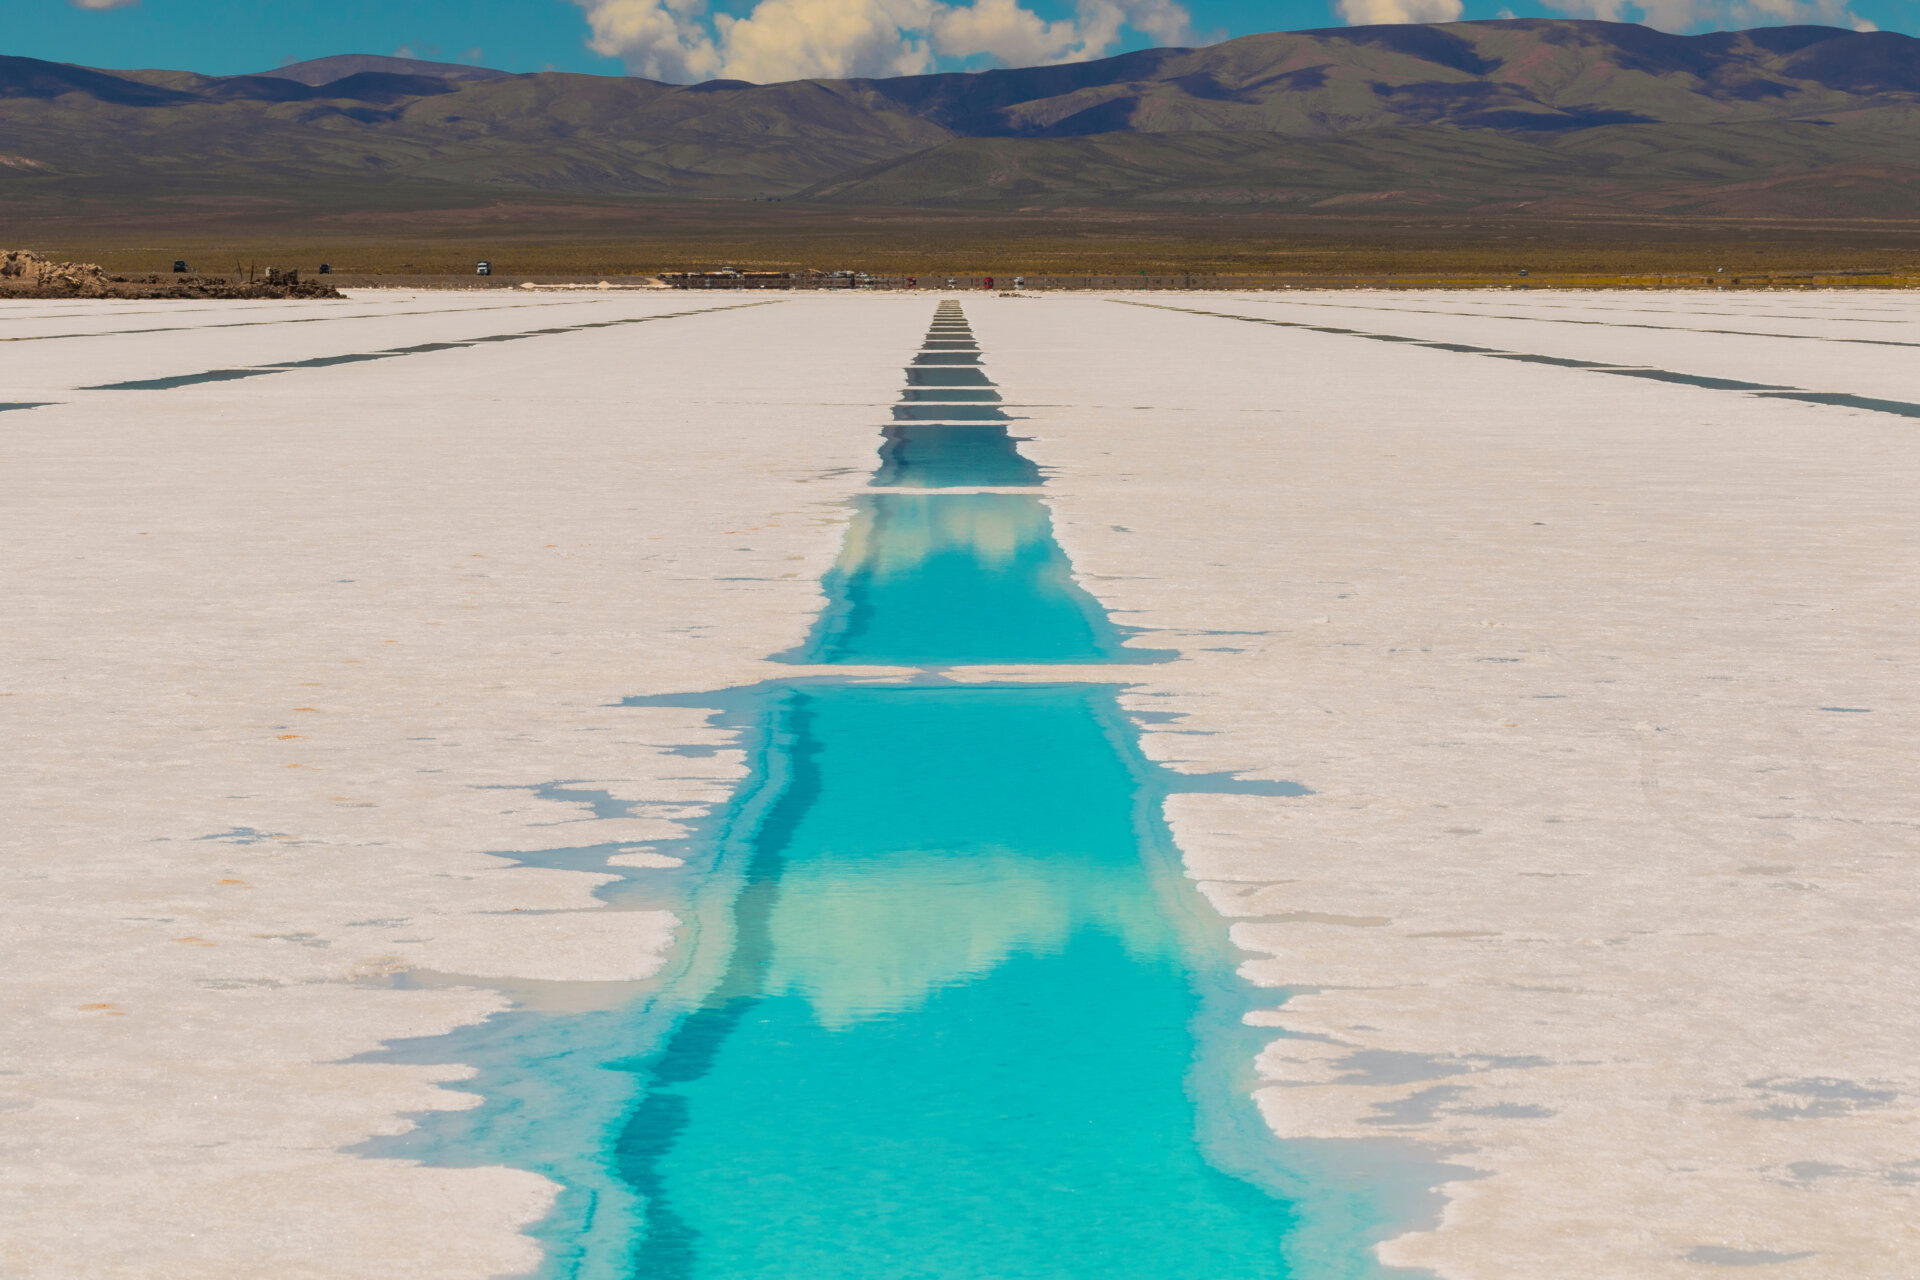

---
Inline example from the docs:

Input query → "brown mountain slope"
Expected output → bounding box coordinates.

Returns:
[835,21,1920,136]
[2,20,1919,215]
[798,115,1920,215]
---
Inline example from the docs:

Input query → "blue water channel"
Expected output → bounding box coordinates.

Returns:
[366,304,1420,1279]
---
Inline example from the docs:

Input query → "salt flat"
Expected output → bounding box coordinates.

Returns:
[4,289,1916,1278]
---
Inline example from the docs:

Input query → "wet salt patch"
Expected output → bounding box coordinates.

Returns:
[1489,353,1632,368]
[1601,368,1795,392]
[91,367,278,390]
[1760,391,1920,419]
[1684,1246,1818,1266]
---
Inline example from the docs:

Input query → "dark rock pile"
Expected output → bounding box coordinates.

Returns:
[0,251,343,299]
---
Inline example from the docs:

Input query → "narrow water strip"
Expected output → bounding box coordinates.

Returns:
[364,302,1424,1280]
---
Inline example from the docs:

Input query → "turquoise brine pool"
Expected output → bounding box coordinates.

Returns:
[783,493,1169,666]
[367,304,1416,1280]
[617,683,1314,1280]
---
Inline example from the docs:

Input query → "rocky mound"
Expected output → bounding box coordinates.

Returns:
[0,251,343,299]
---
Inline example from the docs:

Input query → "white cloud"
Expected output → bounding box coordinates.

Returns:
[929,0,1190,64]
[1334,0,1465,22]
[574,0,1195,84]
[68,0,139,9]
[576,0,722,80]
[1539,0,1874,32]
[717,0,939,81]
[931,0,1088,64]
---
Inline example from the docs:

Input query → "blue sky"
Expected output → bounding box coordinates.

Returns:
[13,0,1916,81]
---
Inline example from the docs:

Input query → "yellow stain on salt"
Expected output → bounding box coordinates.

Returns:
[79,1003,125,1016]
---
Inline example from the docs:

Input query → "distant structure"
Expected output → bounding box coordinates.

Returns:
[661,269,873,290]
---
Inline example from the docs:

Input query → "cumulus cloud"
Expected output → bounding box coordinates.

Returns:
[574,0,1194,83]
[930,0,1190,64]
[577,0,722,80]
[68,0,139,9]
[717,0,939,81]
[1334,0,1464,22]
[1539,0,1875,32]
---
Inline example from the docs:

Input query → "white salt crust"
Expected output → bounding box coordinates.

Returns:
[7,289,1917,1279]
[968,291,1920,1280]
[1,292,931,1278]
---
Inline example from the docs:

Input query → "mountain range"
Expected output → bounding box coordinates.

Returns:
[4,20,1920,216]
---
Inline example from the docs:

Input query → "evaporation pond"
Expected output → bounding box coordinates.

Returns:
[872,422,1042,489]
[899,389,1001,401]
[892,404,1011,421]
[907,368,994,387]
[620,682,1301,1280]
[789,492,1147,664]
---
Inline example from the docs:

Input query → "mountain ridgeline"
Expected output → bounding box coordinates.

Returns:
[5,20,1920,215]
